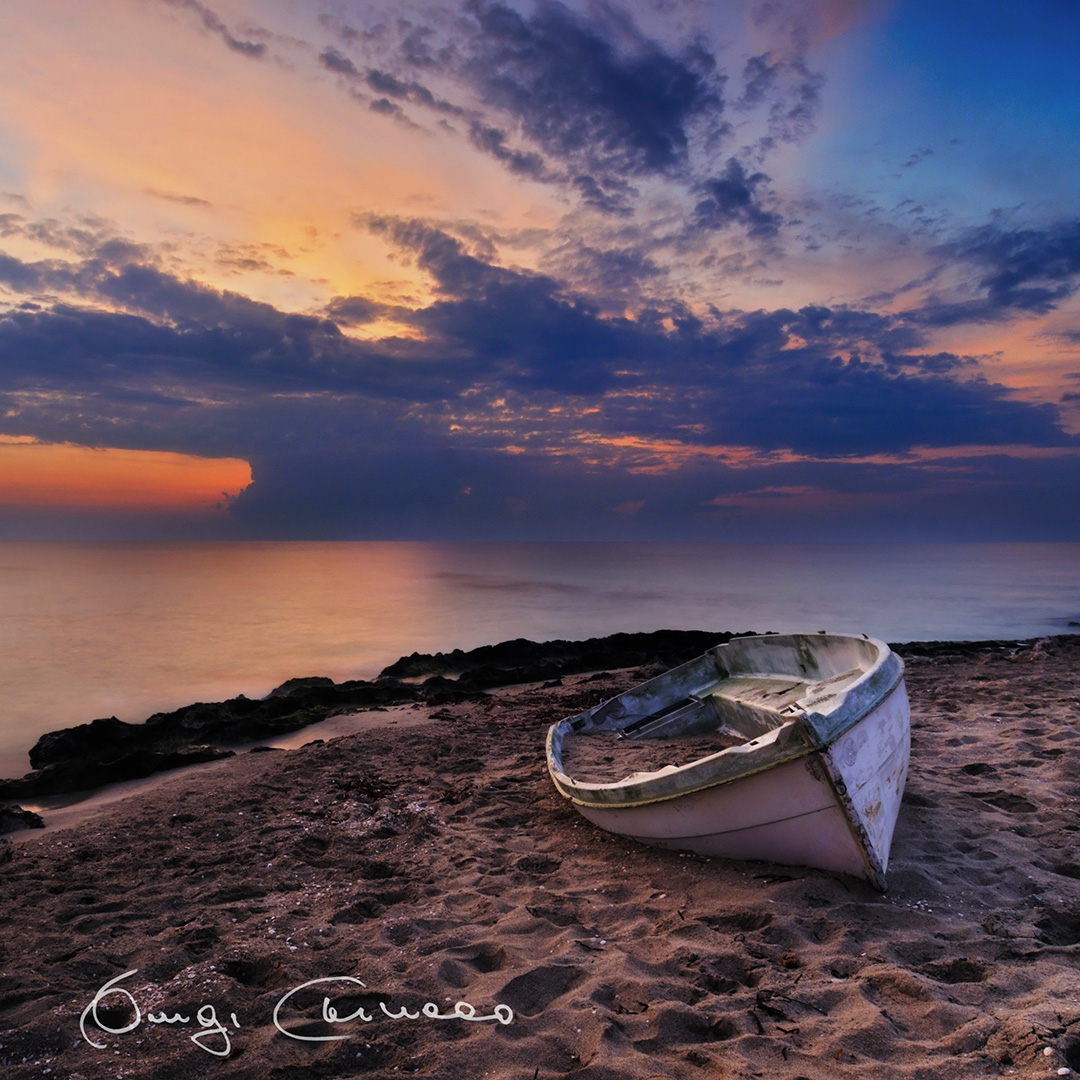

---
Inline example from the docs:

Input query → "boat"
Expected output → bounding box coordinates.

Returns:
[546,633,909,889]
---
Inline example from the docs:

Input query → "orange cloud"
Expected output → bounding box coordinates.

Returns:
[0,0,564,314]
[0,437,251,511]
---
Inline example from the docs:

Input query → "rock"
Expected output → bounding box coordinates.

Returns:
[266,676,337,697]
[0,804,45,834]
[27,628,1078,803]
[29,715,144,770]
[379,629,739,687]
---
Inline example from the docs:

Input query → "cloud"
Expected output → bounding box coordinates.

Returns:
[159,0,267,58]
[318,46,360,77]
[3,218,1074,459]
[571,174,637,217]
[466,121,549,180]
[1,211,1076,540]
[694,158,783,238]
[458,0,721,179]
[737,52,824,145]
[323,295,386,326]
[540,240,664,301]
[144,188,212,208]
[307,1,830,233]
[316,0,725,200]
[916,218,1080,325]
[318,47,464,119]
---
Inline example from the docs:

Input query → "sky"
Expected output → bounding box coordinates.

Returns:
[0,0,1078,541]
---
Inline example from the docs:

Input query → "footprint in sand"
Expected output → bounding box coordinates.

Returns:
[496,964,585,1016]
[1035,908,1080,946]
[920,958,991,984]
[967,790,1037,813]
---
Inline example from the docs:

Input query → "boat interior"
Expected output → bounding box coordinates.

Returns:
[568,665,865,751]
[549,634,891,792]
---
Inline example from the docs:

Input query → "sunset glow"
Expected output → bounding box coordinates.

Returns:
[0,438,251,510]
[0,0,1077,539]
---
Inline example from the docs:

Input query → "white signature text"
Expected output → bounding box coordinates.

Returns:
[79,970,514,1058]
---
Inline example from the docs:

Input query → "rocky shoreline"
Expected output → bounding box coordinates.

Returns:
[0,630,739,811]
[2,631,1075,823]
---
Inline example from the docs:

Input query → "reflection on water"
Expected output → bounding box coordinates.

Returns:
[1,540,1078,777]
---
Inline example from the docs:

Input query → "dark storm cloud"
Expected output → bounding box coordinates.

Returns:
[881,351,976,374]
[714,344,1064,455]
[557,303,1070,457]
[360,215,643,392]
[458,0,721,178]
[0,241,494,404]
[0,303,343,391]
[694,159,782,238]
[356,217,1075,451]
[917,219,1080,325]
[0,252,48,293]
[363,216,493,294]
[2,220,1076,540]
[3,221,1075,458]
[159,0,267,58]
[223,406,1080,542]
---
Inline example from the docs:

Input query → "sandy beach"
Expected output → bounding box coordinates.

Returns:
[2,636,1080,1079]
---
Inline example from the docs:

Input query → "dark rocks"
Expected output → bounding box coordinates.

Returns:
[0,804,44,834]
[892,635,1080,661]
[266,675,337,697]
[29,715,142,771]
[0,746,237,801]
[0,628,737,801]
[380,629,741,689]
[8,629,1079,803]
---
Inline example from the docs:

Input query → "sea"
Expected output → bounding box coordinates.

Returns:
[1,541,1078,779]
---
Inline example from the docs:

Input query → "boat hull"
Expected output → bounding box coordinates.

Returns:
[546,633,910,889]
[571,680,908,888]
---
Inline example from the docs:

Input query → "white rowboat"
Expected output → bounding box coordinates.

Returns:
[546,633,909,889]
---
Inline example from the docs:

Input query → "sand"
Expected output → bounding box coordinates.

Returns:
[1,638,1079,1079]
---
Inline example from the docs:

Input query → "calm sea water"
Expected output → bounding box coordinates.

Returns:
[1,541,1078,778]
